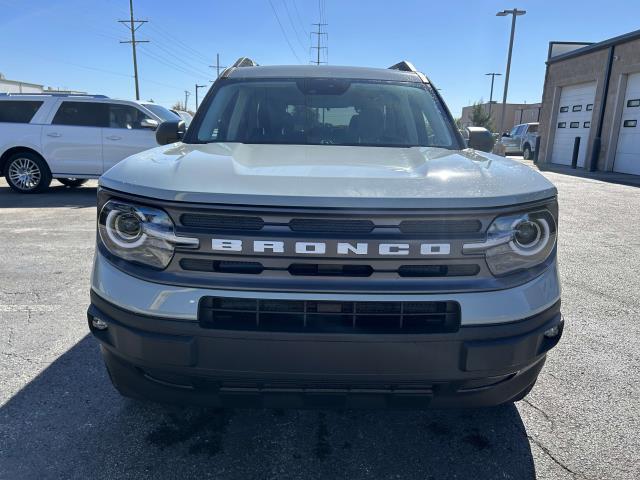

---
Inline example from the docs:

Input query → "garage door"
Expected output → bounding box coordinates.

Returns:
[613,72,640,175]
[551,82,596,167]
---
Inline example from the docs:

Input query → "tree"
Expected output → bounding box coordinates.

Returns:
[172,101,186,111]
[470,100,494,132]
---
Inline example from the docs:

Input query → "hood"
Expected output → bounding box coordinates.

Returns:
[99,143,557,208]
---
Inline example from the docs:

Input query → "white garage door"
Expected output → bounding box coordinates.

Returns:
[613,72,640,175]
[551,82,596,167]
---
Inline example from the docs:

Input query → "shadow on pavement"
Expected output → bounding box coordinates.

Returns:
[0,336,536,480]
[0,184,97,209]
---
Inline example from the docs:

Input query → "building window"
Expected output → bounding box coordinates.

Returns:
[586,104,593,111]
[627,99,640,108]
[560,106,569,113]
[584,121,591,128]
[570,122,580,128]
[623,119,637,128]
[557,122,566,128]
[572,105,582,112]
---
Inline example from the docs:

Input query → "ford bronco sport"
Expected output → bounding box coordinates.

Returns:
[88,59,563,409]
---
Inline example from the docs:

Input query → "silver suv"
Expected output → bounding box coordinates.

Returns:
[88,59,562,409]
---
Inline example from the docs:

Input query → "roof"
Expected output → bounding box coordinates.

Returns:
[548,28,640,64]
[226,65,423,83]
[0,77,43,88]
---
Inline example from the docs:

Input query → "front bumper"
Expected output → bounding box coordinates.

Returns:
[88,291,563,409]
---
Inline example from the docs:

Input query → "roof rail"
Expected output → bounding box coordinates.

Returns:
[0,92,109,98]
[388,61,418,73]
[231,57,259,68]
[219,57,259,79]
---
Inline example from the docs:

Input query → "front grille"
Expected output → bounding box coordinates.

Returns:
[198,296,460,333]
[180,258,264,274]
[399,219,482,234]
[181,213,264,230]
[289,218,374,234]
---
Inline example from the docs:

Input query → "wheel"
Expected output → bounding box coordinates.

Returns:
[4,152,52,193]
[58,178,88,188]
[522,144,532,160]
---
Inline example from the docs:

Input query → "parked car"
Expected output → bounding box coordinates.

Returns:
[0,94,176,193]
[494,122,539,159]
[170,109,193,127]
[88,59,562,409]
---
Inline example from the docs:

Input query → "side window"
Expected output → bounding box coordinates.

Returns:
[108,104,151,130]
[515,125,525,136]
[0,100,43,123]
[52,101,107,127]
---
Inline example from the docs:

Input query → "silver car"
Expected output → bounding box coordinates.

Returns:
[87,60,562,409]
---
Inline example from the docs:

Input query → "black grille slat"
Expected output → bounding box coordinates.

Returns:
[399,219,482,234]
[398,264,480,278]
[199,297,460,333]
[180,259,264,274]
[181,214,264,230]
[289,218,374,234]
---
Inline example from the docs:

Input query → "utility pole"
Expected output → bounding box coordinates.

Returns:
[195,84,206,109]
[209,53,227,79]
[184,90,191,111]
[496,8,526,133]
[485,72,502,115]
[311,23,328,65]
[118,0,148,100]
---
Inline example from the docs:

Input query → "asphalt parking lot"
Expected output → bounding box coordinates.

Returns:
[1,170,639,480]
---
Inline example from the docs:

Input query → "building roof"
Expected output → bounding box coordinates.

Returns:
[0,77,43,88]
[548,28,640,64]
[227,65,423,83]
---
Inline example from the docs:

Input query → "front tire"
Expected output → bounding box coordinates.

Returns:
[523,144,533,160]
[4,152,52,193]
[58,178,88,188]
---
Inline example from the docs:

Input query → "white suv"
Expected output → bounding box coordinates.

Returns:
[0,93,178,193]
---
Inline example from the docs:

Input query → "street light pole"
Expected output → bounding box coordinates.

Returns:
[485,72,502,115]
[496,8,526,134]
[195,84,206,109]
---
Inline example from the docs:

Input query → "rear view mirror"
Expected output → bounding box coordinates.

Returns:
[140,118,159,130]
[466,127,495,153]
[156,120,186,145]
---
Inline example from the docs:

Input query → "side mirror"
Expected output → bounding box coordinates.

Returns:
[466,127,495,153]
[140,118,159,130]
[156,120,186,145]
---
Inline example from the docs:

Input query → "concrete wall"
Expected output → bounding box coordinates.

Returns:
[539,36,640,171]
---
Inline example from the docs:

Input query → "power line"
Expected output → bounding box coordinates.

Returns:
[292,0,309,36]
[138,45,209,81]
[146,22,212,65]
[282,0,306,51]
[118,0,148,100]
[267,0,302,63]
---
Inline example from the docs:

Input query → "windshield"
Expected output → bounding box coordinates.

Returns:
[192,79,457,148]
[143,103,180,121]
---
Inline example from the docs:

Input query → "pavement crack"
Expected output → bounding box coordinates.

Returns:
[527,434,585,479]
[522,398,553,424]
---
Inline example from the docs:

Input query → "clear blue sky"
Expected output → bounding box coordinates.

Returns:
[1,0,639,116]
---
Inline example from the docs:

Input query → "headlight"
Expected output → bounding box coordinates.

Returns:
[98,200,198,269]
[463,209,557,276]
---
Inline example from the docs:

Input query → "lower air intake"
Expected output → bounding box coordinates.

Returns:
[198,297,460,334]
